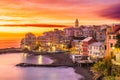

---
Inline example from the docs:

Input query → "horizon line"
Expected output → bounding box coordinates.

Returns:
[0,23,120,27]
[0,23,69,28]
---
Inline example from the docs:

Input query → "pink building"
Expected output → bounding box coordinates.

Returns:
[64,27,82,37]
[81,27,93,37]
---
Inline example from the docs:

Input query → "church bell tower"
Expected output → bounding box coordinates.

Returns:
[75,19,79,28]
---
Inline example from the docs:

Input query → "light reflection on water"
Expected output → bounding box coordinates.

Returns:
[38,55,42,64]
[0,53,83,80]
[22,53,53,64]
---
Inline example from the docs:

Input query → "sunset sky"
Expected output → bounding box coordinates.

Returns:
[0,0,120,39]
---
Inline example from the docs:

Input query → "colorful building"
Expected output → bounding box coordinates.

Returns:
[106,25,120,57]
[81,26,93,37]
[37,29,65,51]
[71,37,85,54]
[80,37,96,55]
[21,32,36,50]
[93,25,107,42]
[88,42,105,59]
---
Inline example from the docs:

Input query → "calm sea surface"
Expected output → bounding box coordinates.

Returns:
[0,53,83,80]
[0,39,20,48]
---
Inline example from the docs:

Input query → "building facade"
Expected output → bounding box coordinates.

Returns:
[37,29,65,51]
[80,37,96,55]
[106,25,120,57]
[88,42,105,59]
[21,32,36,50]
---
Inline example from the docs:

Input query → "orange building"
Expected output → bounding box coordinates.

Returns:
[106,25,120,57]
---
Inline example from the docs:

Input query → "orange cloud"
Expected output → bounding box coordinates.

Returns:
[0,0,120,25]
[0,0,120,40]
[1,24,68,28]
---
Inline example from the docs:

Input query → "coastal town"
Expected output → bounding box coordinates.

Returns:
[0,0,120,80]
[0,21,119,80]
[18,19,120,80]
[20,19,120,62]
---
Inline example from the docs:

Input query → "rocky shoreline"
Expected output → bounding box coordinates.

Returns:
[16,63,74,67]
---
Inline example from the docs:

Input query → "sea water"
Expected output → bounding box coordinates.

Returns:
[0,53,83,80]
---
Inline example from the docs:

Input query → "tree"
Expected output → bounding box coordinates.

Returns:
[91,57,112,80]
[103,57,112,76]
[91,61,105,80]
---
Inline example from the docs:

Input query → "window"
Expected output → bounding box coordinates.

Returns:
[89,51,91,54]
[96,47,98,49]
[94,46,96,49]
[109,36,111,39]
[110,43,113,48]
[95,53,98,55]
[89,46,90,49]
[105,45,106,50]
[113,36,116,39]
[111,52,113,57]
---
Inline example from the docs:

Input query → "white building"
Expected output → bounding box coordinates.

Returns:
[21,32,36,50]
[88,42,105,59]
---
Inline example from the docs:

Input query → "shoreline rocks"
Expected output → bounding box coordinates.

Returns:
[16,63,73,67]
